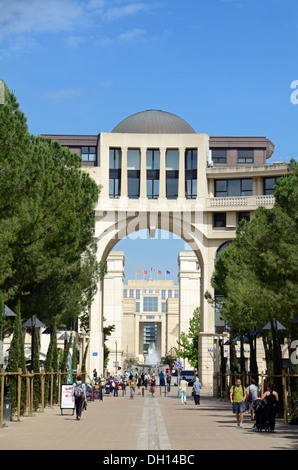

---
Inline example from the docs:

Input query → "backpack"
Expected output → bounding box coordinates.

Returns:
[74,383,84,398]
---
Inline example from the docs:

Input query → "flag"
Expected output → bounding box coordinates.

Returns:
[151,268,155,271]
[144,270,148,274]
[136,270,140,274]
[158,270,162,275]
[166,270,170,274]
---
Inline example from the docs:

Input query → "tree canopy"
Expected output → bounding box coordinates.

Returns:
[0,82,102,326]
[207,160,298,374]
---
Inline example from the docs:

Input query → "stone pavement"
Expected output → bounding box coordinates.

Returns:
[0,388,297,452]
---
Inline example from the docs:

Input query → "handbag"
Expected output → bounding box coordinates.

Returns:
[179,383,182,391]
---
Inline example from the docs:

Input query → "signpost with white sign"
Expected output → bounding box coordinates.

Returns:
[60,384,75,415]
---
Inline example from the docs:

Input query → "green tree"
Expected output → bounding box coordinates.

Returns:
[175,307,200,369]
[6,301,27,416]
[0,83,101,327]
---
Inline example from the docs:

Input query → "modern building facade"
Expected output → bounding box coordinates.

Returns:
[43,109,288,392]
[103,250,200,374]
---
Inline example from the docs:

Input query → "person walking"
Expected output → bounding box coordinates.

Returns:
[129,377,136,399]
[262,383,279,432]
[137,375,142,394]
[114,377,119,396]
[149,375,156,397]
[166,373,171,392]
[192,376,202,405]
[180,376,188,405]
[246,378,259,420]
[230,378,247,427]
[72,375,87,421]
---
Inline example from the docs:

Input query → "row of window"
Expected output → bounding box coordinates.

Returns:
[123,289,179,299]
[135,298,168,313]
[215,177,280,198]
[82,147,256,165]
[211,148,254,164]
[213,212,250,228]
[110,148,197,199]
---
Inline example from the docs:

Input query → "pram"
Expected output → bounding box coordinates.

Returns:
[252,398,270,432]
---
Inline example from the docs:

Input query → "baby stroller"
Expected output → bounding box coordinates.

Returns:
[252,398,270,432]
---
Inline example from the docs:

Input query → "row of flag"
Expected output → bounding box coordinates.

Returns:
[135,268,170,275]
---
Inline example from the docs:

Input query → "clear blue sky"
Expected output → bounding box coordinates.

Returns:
[1,0,297,283]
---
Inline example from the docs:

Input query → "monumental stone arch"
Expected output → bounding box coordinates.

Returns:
[43,108,287,394]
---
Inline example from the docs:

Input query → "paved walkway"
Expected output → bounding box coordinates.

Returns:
[0,388,297,452]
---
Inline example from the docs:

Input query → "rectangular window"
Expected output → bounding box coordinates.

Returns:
[215,179,252,197]
[136,302,140,313]
[123,289,127,298]
[81,146,97,162]
[213,212,226,228]
[109,148,121,198]
[161,289,166,300]
[162,302,166,313]
[185,149,197,198]
[238,212,250,224]
[128,149,140,199]
[263,177,281,195]
[147,150,160,197]
[166,149,179,199]
[168,290,172,298]
[238,148,254,163]
[143,297,158,312]
[129,289,134,298]
[136,289,140,300]
[174,289,179,298]
[211,148,227,163]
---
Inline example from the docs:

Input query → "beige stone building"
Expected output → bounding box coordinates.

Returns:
[103,250,200,374]
[43,109,288,393]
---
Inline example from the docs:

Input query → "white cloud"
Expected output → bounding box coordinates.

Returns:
[0,0,84,42]
[45,88,81,100]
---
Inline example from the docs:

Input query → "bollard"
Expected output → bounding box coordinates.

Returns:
[142,386,144,397]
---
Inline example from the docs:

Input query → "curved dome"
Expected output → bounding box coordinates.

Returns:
[111,110,196,134]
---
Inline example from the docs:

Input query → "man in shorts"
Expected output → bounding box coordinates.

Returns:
[230,378,247,428]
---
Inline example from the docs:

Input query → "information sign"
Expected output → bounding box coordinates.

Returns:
[60,384,75,415]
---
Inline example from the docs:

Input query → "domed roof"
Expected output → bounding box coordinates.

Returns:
[111,110,196,134]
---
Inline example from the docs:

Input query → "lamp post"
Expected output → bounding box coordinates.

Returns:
[22,316,45,371]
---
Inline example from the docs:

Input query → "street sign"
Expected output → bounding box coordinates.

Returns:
[175,361,182,369]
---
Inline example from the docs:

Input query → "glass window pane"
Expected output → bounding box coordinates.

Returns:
[166,178,178,199]
[128,149,140,170]
[216,180,227,192]
[228,179,241,197]
[166,150,179,170]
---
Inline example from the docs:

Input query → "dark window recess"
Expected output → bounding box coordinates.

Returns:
[128,170,140,199]
[215,179,252,197]
[81,146,97,162]
[185,149,197,198]
[238,148,254,163]
[147,169,160,199]
[213,212,226,228]
[263,177,281,195]
[238,212,250,224]
[166,170,179,199]
[109,169,121,198]
[109,148,121,198]
[212,148,227,163]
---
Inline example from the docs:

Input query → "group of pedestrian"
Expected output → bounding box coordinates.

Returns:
[230,377,279,432]
[179,376,203,405]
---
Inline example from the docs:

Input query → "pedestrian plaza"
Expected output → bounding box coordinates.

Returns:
[0,388,297,452]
